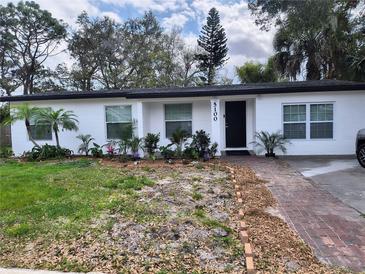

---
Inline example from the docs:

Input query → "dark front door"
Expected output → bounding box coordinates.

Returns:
[225,101,246,148]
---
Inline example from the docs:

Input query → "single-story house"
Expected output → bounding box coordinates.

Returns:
[1,80,365,156]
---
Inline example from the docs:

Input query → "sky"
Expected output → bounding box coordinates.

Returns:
[0,0,276,82]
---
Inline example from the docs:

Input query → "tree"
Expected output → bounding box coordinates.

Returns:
[196,8,228,85]
[36,108,78,148]
[249,0,364,80]
[236,57,278,83]
[0,21,20,96]
[0,1,67,94]
[3,103,40,147]
[68,12,107,91]
[68,11,201,90]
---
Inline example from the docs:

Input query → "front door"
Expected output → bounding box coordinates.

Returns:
[225,101,246,148]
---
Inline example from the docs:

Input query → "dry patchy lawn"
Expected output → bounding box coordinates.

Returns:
[0,159,244,273]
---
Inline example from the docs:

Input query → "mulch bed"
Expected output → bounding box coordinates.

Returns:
[231,165,351,274]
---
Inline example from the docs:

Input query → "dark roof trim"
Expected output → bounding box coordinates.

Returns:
[1,80,365,102]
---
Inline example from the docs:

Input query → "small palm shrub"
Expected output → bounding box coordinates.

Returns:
[89,143,103,158]
[144,133,160,159]
[25,144,72,161]
[251,131,290,157]
[130,137,144,159]
[118,123,134,156]
[76,134,94,156]
[169,128,190,157]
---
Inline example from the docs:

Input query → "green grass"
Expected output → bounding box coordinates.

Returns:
[0,160,155,238]
[192,191,203,201]
[193,208,232,233]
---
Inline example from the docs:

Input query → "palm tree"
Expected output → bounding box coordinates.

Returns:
[169,128,189,157]
[37,108,79,148]
[76,134,94,156]
[2,103,41,147]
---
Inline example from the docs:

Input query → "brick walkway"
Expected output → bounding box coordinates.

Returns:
[225,156,365,272]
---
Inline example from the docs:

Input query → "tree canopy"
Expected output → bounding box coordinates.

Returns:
[236,57,278,83]
[249,0,365,81]
[0,1,67,95]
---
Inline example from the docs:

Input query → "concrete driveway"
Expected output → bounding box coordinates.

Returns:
[285,156,365,214]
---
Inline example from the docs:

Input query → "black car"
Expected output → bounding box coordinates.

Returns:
[356,129,365,168]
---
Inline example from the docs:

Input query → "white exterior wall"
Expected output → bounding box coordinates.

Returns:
[255,91,365,155]
[143,99,212,146]
[11,98,140,155]
[11,90,364,156]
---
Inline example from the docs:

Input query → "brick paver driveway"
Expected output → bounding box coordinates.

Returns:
[224,156,365,272]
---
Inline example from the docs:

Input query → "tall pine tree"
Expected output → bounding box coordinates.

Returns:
[196,8,228,85]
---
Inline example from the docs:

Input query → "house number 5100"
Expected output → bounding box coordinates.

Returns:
[213,102,218,121]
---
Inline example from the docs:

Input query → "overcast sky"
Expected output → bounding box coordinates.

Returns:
[0,0,276,82]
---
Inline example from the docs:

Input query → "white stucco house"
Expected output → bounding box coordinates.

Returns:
[1,80,365,156]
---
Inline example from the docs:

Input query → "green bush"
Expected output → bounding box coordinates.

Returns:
[0,146,13,158]
[144,133,160,159]
[159,145,175,160]
[209,142,218,159]
[191,130,211,158]
[183,145,199,160]
[89,143,103,158]
[24,144,72,161]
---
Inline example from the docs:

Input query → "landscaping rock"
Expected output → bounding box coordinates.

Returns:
[286,260,300,272]
[212,212,229,222]
[212,228,229,237]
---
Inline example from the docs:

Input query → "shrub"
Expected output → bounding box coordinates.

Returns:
[76,134,94,156]
[25,144,72,161]
[191,130,211,158]
[169,128,189,157]
[104,140,118,158]
[129,137,144,159]
[209,142,218,159]
[251,131,290,157]
[159,145,175,160]
[183,145,199,160]
[144,133,160,159]
[89,143,103,158]
[0,146,13,158]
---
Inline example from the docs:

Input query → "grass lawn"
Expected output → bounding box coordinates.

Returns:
[0,160,153,239]
[0,159,244,273]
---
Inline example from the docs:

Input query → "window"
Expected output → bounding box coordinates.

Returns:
[29,117,52,140]
[283,104,306,139]
[165,104,192,138]
[105,105,132,139]
[310,104,333,139]
[283,103,334,140]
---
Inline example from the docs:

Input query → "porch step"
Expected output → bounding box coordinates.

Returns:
[225,150,251,156]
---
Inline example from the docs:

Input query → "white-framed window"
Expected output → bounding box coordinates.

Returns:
[283,104,306,139]
[165,103,192,138]
[283,103,334,140]
[105,105,132,139]
[29,113,52,141]
[310,104,333,139]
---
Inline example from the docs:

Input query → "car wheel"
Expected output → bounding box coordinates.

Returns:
[357,144,365,168]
